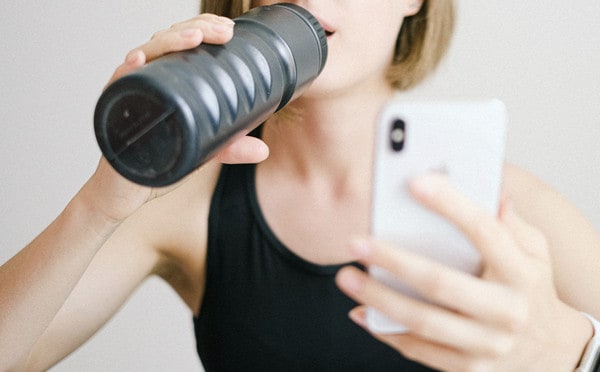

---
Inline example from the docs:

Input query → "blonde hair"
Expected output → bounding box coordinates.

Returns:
[200,0,248,18]
[200,0,455,91]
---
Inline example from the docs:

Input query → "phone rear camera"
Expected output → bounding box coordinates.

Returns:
[390,118,405,152]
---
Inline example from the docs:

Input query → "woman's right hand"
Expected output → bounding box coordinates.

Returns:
[85,14,269,223]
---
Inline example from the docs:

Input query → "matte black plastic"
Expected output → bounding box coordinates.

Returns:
[94,3,327,186]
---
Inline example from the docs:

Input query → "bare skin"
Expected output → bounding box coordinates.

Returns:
[1,2,599,371]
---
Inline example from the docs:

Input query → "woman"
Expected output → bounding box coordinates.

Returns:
[1,0,598,370]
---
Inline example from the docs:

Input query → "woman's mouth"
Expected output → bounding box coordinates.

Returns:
[315,16,335,38]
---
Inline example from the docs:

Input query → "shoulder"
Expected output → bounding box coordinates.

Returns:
[502,163,555,199]
[501,162,597,235]
[502,163,600,308]
[502,163,590,225]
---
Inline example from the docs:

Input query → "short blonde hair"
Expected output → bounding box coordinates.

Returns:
[200,0,455,91]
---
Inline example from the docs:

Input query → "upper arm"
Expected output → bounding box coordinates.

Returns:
[502,164,600,315]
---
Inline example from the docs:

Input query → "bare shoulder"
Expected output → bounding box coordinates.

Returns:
[502,163,560,200]
[502,163,600,311]
[502,163,596,230]
[501,162,598,241]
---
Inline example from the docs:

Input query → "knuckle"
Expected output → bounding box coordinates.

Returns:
[472,217,505,241]
[486,334,515,358]
[408,311,436,336]
[421,269,450,302]
[504,296,529,332]
[150,29,166,40]
[172,15,203,28]
[189,15,220,29]
[519,263,545,287]
[194,13,217,21]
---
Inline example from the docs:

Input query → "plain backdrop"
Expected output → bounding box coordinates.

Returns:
[1,1,599,371]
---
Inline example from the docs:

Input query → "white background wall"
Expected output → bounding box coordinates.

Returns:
[1,1,598,371]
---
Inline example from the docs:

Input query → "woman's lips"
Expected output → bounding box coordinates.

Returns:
[315,16,335,38]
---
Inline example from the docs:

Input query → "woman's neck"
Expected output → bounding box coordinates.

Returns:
[261,84,395,185]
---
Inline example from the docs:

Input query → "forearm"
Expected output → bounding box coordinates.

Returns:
[0,185,121,368]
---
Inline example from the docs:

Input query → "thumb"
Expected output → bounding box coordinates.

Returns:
[216,136,270,164]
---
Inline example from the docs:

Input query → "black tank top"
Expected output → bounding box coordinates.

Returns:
[194,163,434,371]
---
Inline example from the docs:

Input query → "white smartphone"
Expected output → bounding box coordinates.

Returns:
[367,99,507,334]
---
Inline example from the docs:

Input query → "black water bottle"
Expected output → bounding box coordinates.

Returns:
[94,3,327,187]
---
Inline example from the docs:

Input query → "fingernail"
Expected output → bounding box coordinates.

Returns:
[409,174,438,199]
[349,238,372,258]
[125,50,140,64]
[338,269,363,294]
[216,16,235,25]
[349,308,368,328]
[212,22,234,33]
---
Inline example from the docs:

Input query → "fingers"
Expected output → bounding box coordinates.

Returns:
[377,332,497,372]
[335,241,528,338]
[341,239,528,328]
[408,173,526,282]
[336,266,519,357]
[500,201,551,262]
[348,308,468,372]
[137,14,235,61]
[334,173,563,370]
[215,136,270,164]
[105,49,146,88]
[106,14,235,87]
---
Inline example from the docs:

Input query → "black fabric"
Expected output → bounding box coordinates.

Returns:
[194,163,435,372]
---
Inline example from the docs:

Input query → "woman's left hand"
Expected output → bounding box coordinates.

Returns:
[336,173,592,371]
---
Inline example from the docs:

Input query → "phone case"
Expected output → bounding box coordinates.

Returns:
[367,99,507,333]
